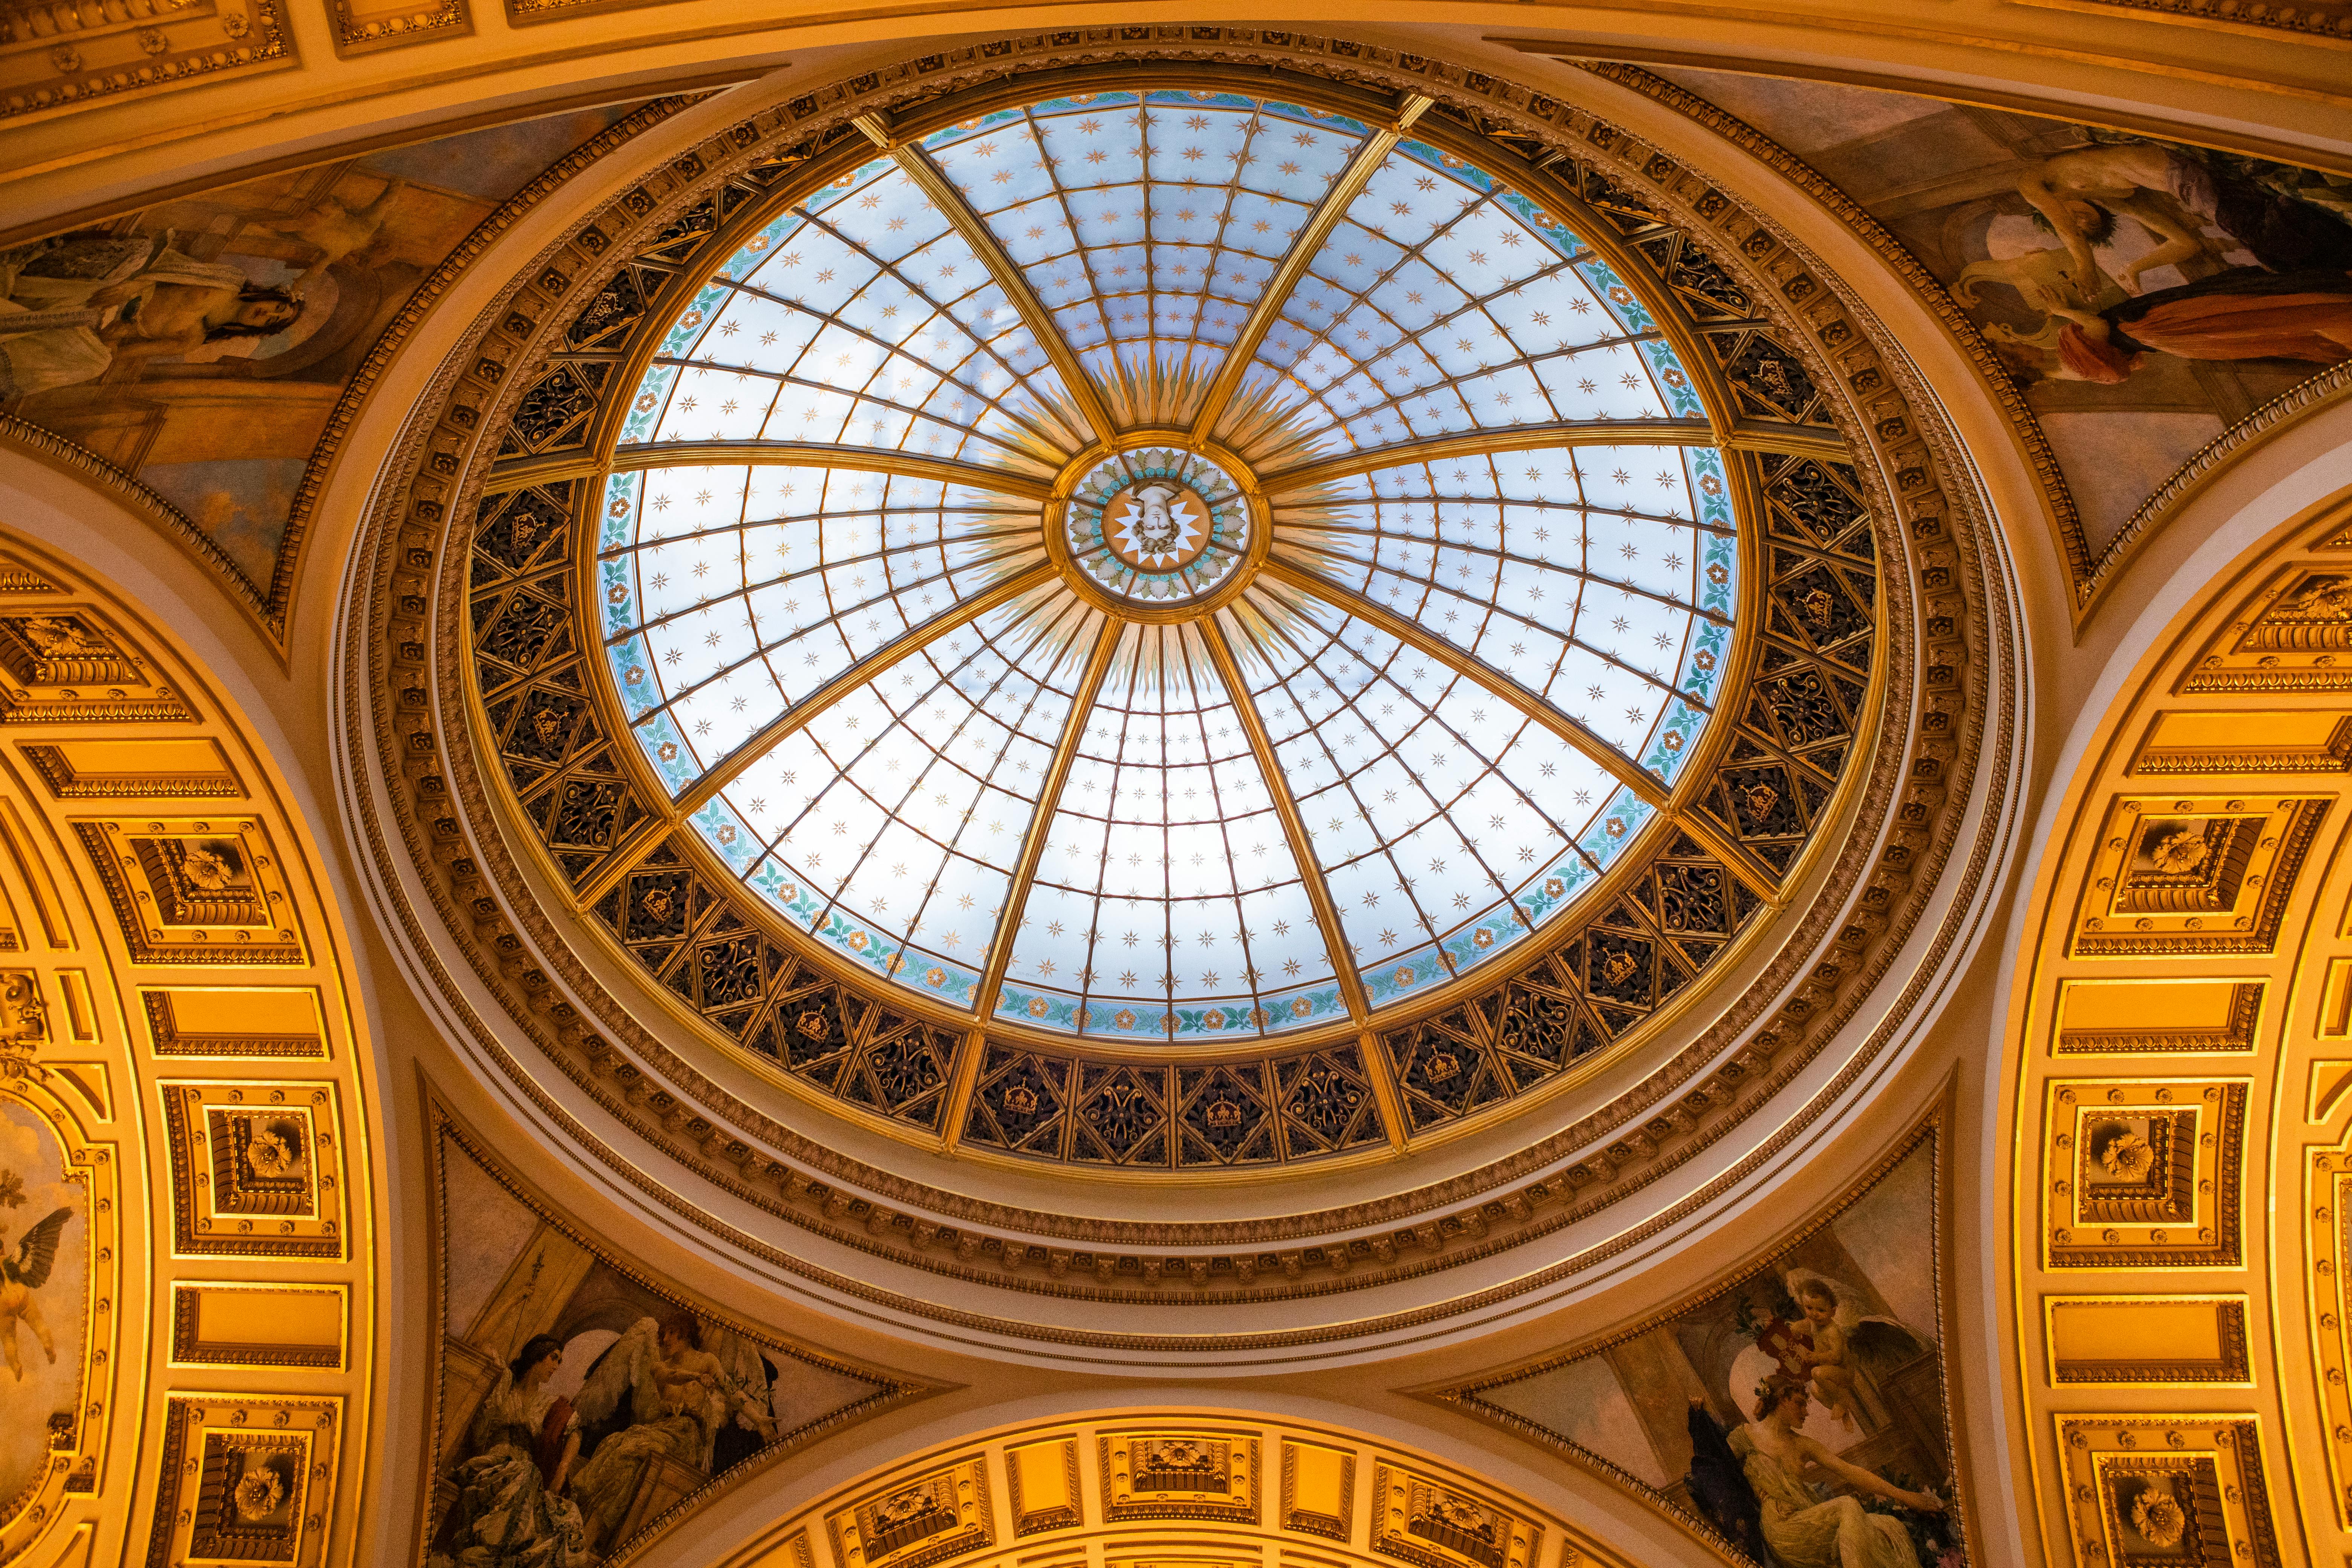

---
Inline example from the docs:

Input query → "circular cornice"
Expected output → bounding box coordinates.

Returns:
[338,32,2018,1358]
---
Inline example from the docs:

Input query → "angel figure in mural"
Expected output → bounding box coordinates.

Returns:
[430,1332,595,1568]
[1785,1278,1863,1430]
[256,175,408,288]
[0,1176,69,1382]
[566,1313,776,1548]
[0,230,299,401]
[1707,1382,1949,1568]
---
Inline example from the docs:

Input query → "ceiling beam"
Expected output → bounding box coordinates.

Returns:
[1200,616,1371,1025]
[674,560,1060,821]
[856,112,1119,451]
[1188,92,1436,448]
[972,615,1126,1019]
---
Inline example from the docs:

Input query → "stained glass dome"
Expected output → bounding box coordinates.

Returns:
[590,86,1745,1044]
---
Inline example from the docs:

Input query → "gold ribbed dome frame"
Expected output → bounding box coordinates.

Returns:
[449,58,1893,1182]
[504,71,1844,1044]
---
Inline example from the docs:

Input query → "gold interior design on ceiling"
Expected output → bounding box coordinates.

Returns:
[0,530,379,1568]
[2006,499,2352,1568]
[445,59,1897,1174]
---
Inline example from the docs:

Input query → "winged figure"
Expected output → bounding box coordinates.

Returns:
[565,1314,775,1548]
[0,1205,69,1380]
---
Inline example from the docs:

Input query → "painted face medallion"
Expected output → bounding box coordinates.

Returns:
[1066,450,1247,603]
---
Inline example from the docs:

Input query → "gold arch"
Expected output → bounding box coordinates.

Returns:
[718,1411,1656,1568]
[2004,488,2352,1565]
[0,528,381,1567]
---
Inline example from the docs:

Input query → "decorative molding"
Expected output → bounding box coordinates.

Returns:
[0,0,289,126]
[161,1080,346,1258]
[142,987,328,1058]
[142,1393,341,1568]
[2045,1296,2251,1384]
[2018,0,2352,43]
[2044,1079,2247,1270]
[326,0,468,55]
[1369,1462,1540,1568]
[2068,796,2327,958]
[337,34,2017,1338]
[1279,1439,1355,1542]
[1099,1431,1259,1525]
[74,818,305,965]
[829,1456,994,1568]
[170,1282,347,1368]
[2051,1416,2283,1568]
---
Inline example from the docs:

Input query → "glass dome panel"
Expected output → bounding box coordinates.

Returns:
[585,78,1755,1029]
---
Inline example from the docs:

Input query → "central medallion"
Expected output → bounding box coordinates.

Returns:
[1067,449,1248,604]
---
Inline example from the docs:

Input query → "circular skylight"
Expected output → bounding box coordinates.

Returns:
[593,86,1740,1044]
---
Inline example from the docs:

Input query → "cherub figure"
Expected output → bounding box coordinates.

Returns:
[0,1203,69,1380]
[257,176,407,287]
[1790,1278,1861,1430]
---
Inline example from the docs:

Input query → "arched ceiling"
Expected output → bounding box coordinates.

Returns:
[2,10,2349,1568]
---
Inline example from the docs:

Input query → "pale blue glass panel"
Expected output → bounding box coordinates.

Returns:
[998,620,1337,1039]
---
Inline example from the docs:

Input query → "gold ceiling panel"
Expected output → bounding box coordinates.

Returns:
[728,1415,1640,1568]
[2043,1296,2252,1387]
[0,529,379,1568]
[2051,1416,2285,1568]
[2043,1079,2246,1271]
[1100,1430,1260,1525]
[2069,795,2326,957]
[2009,501,2352,1563]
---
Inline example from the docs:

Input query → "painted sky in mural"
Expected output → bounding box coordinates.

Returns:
[1465,1138,1960,1568]
[1660,68,2352,560]
[0,104,652,601]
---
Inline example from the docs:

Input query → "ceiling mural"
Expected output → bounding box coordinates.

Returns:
[4,3,2347,1564]
[0,1097,88,1535]
[0,97,693,642]
[1602,64,2352,610]
[424,1093,938,1566]
[1438,1127,1965,1568]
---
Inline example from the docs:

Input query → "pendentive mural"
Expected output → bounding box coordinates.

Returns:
[1647,68,2351,568]
[424,1100,934,1565]
[0,100,678,633]
[1443,1133,1963,1568]
[0,1095,83,1528]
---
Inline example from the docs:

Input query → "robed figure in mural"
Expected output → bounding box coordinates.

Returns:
[0,231,300,401]
[431,1333,594,1568]
[1697,1381,1946,1568]
[565,1312,778,1548]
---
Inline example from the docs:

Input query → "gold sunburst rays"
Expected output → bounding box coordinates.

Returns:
[1098,349,1219,435]
[1263,481,1365,545]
